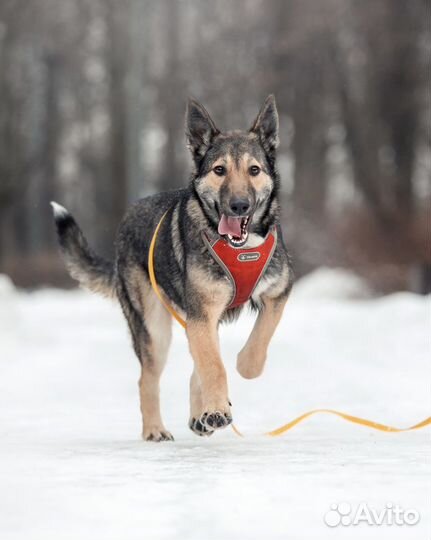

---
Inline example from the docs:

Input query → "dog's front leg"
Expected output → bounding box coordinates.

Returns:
[237,293,288,379]
[187,317,232,433]
[185,266,232,434]
[188,368,210,436]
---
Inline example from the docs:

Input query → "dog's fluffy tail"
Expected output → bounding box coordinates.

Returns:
[50,202,115,298]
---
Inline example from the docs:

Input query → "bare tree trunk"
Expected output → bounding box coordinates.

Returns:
[106,2,128,230]
[158,0,183,192]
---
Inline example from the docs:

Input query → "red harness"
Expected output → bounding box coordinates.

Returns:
[202,229,277,308]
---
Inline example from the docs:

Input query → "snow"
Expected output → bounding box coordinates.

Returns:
[0,271,430,540]
[290,266,372,300]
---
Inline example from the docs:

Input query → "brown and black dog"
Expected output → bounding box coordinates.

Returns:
[52,95,293,441]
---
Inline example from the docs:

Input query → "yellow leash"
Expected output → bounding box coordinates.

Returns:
[148,211,187,329]
[148,211,431,437]
[232,409,431,437]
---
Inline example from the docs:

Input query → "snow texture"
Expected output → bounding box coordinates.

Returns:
[0,270,430,540]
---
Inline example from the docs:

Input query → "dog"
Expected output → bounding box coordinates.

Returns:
[51,95,293,441]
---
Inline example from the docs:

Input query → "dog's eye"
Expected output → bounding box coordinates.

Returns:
[213,165,226,176]
[249,165,261,176]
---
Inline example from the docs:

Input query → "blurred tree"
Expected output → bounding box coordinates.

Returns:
[0,0,429,291]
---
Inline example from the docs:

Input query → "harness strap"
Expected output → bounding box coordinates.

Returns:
[201,228,277,308]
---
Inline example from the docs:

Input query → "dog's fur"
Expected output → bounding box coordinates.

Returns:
[52,95,293,441]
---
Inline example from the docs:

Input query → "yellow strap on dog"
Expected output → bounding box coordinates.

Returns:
[148,212,431,437]
[148,210,187,329]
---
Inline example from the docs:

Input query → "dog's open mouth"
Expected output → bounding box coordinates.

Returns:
[218,215,250,247]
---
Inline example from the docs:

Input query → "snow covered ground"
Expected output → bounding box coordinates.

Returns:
[0,269,430,540]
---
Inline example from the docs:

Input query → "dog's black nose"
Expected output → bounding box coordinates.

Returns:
[229,197,250,216]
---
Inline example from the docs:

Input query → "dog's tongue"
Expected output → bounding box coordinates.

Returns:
[218,214,242,238]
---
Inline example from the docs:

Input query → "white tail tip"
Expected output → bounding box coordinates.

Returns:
[50,201,69,218]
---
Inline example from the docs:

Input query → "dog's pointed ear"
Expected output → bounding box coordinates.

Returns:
[250,95,279,157]
[185,98,219,163]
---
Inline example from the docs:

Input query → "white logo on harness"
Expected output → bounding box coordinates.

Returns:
[237,252,261,262]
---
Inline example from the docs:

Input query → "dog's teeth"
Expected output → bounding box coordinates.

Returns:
[227,228,248,246]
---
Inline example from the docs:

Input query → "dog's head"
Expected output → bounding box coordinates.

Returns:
[186,95,280,246]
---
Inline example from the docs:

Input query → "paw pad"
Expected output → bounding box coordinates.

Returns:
[202,411,232,429]
[189,417,214,437]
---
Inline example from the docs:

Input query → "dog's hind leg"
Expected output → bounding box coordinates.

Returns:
[138,334,173,442]
[118,269,173,441]
[139,286,174,441]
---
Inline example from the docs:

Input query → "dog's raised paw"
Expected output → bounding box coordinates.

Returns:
[189,417,214,437]
[143,427,174,442]
[201,411,232,430]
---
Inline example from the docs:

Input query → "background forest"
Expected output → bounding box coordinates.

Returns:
[0,0,430,292]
